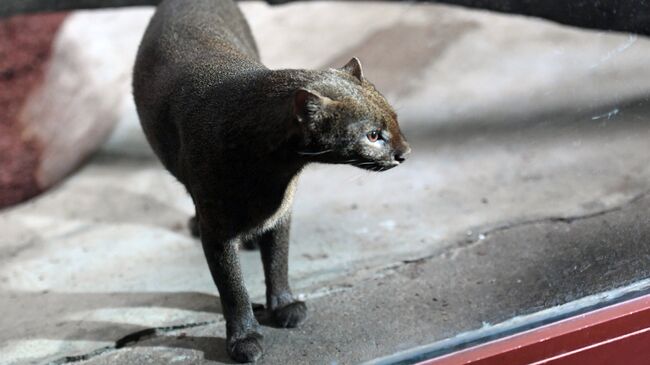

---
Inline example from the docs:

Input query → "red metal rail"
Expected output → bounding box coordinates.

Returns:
[420,295,650,365]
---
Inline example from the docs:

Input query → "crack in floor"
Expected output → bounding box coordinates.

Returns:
[45,320,216,365]
[469,189,650,244]
[395,189,650,266]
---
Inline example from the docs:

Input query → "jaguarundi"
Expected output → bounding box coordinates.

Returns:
[134,0,410,361]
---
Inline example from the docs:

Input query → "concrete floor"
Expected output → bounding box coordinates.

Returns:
[2,2,650,365]
[68,187,650,365]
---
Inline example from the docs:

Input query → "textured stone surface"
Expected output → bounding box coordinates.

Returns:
[244,1,650,123]
[0,10,148,208]
[0,13,68,207]
[73,193,650,365]
[1,2,650,365]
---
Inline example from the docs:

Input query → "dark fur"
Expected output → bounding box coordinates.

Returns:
[133,0,409,362]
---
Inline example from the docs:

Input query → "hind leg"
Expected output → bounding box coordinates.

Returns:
[187,188,201,238]
[188,215,200,238]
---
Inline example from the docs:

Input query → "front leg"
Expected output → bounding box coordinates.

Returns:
[257,215,307,328]
[199,220,263,363]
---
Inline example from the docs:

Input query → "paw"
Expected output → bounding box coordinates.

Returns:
[188,216,200,238]
[228,331,263,363]
[272,301,307,328]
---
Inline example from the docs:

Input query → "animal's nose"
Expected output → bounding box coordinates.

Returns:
[394,145,411,163]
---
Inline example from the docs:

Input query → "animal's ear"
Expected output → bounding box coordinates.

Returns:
[340,57,364,81]
[293,88,331,123]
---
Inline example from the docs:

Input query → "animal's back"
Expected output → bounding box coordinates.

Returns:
[133,0,262,178]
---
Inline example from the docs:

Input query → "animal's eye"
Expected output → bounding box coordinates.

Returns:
[367,129,381,142]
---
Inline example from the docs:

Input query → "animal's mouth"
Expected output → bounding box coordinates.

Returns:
[352,160,399,172]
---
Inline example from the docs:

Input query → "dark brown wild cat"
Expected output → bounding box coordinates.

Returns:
[133,0,410,362]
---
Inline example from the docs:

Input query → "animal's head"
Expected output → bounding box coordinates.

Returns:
[293,58,410,171]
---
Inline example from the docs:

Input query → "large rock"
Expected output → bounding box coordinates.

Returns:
[0,13,68,207]
[0,10,147,208]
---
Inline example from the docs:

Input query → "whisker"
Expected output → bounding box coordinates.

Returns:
[296,149,333,156]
